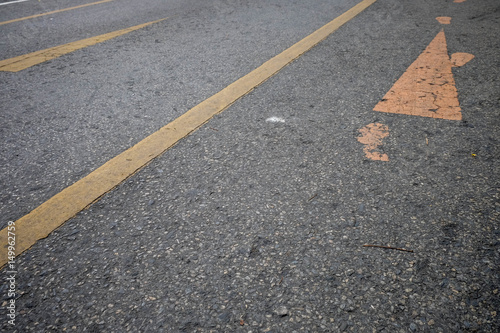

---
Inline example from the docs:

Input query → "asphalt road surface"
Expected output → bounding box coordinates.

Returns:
[1,0,499,332]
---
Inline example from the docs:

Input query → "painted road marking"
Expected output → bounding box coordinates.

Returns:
[373,30,474,120]
[0,0,378,267]
[0,18,166,72]
[0,0,114,26]
[359,12,475,161]
[266,117,286,123]
[0,0,30,6]
[451,52,475,67]
[436,17,451,25]
[357,123,389,161]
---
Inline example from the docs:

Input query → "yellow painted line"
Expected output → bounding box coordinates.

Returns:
[0,0,114,26]
[0,0,377,267]
[0,18,167,72]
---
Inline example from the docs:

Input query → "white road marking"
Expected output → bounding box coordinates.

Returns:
[0,0,30,6]
[266,117,286,123]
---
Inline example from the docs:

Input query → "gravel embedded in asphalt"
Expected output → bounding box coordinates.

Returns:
[1,0,499,332]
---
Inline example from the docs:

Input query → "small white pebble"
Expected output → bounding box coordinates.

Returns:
[266,116,285,123]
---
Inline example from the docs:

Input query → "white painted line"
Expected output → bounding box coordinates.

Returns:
[0,0,30,6]
[266,117,286,123]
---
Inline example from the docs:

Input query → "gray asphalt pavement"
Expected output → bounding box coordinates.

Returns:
[1,0,499,332]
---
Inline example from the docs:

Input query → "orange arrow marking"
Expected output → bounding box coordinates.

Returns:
[373,30,474,121]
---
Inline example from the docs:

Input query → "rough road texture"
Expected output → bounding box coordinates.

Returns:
[1,0,499,332]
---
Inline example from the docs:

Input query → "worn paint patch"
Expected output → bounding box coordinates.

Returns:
[373,30,473,121]
[436,16,452,25]
[357,123,389,161]
[451,52,474,67]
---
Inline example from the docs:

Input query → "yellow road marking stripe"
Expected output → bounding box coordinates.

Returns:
[0,18,167,72]
[0,0,377,267]
[0,0,114,26]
